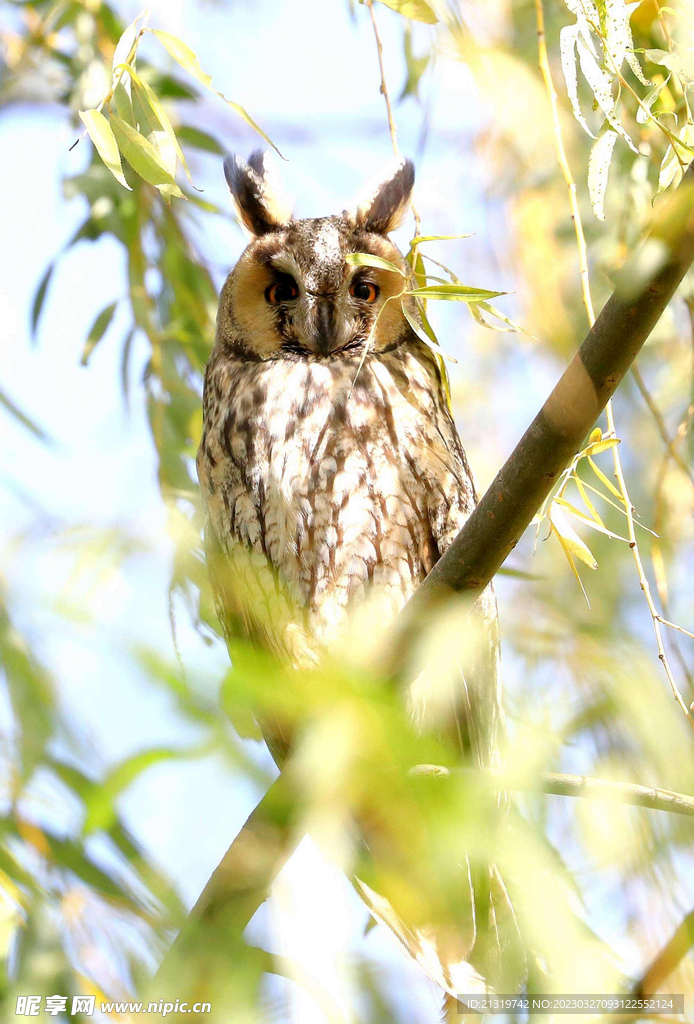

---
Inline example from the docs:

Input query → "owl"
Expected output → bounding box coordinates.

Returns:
[196,151,511,1013]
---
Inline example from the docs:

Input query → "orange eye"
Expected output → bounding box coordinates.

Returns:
[266,278,298,304]
[350,280,379,303]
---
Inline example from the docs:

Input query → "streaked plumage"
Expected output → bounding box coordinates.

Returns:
[197,152,511,1013]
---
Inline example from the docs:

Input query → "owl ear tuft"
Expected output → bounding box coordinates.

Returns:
[224,150,292,237]
[351,158,415,234]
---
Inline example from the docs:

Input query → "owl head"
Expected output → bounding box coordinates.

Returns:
[217,151,416,360]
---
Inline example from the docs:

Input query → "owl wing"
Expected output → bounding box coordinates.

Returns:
[198,422,318,763]
[398,377,523,992]
[395,362,503,772]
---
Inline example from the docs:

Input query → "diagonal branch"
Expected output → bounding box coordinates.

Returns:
[155,170,694,996]
[385,169,694,684]
[632,907,694,998]
[601,907,694,1023]
[151,773,303,1003]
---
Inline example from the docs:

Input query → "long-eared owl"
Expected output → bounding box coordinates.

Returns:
[196,151,507,1008]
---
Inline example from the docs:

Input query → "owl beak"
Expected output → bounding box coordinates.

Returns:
[314,297,339,355]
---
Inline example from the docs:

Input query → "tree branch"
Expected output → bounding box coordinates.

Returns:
[601,907,694,1023]
[385,170,694,680]
[633,907,694,998]
[152,773,303,1000]
[155,171,694,996]
[410,766,694,818]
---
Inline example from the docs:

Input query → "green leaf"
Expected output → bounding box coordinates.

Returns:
[345,252,406,275]
[0,386,50,444]
[30,262,54,340]
[150,29,283,157]
[80,301,118,366]
[125,66,195,184]
[407,233,473,247]
[79,109,131,191]
[655,125,694,197]
[407,283,506,302]
[84,748,184,834]
[469,300,538,339]
[401,301,457,362]
[636,74,670,124]
[109,115,185,198]
[656,143,681,197]
[42,832,136,902]
[111,12,143,75]
[130,78,162,137]
[560,24,594,139]
[496,566,543,580]
[373,0,438,24]
[400,23,430,100]
[0,601,55,777]
[120,327,136,410]
[645,48,694,84]
[176,124,225,154]
[112,80,134,125]
[588,128,618,221]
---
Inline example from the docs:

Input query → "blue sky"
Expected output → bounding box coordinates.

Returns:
[1,0,672,1019]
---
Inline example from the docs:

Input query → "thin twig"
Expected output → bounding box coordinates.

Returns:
[652,445,694,690]
[606,393,694,729]
[535,0,594,323]
[410,765,694,818]
[657,616,694,644]
[366,0,400,156]
[535,0,694,731]
[366,0,422,239]
[631,365,694,485]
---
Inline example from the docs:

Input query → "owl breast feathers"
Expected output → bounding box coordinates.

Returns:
[197,152,478,658]
[196,152,511,1005]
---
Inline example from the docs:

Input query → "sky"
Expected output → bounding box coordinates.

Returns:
[0,0,660,1020]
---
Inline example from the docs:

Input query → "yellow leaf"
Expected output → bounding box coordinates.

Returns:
[124,65,194,184]
[548,504,598,569]
[588,455,625,503]
[79,109,131,191]
[374,0,438,23]
[401,301,457,362]
[552,528,591,607]
[582,437,621,456]
[407,233,473,248]
[407,283,506,302]
[345,252,406,275]
[151,29,282,157]
[554,496,627,542]
[573,474,604,527]
[109,115,185,198]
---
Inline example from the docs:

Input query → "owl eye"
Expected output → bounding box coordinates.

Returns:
[350,280,379,303]
[266,277,299,304]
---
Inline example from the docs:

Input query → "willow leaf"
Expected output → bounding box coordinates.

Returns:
[79,109,131,190]
[151,29,282,157]
[109,115,185,198]
[345,252,406,275]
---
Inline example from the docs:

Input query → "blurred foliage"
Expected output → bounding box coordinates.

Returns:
[1,0,694,1021]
